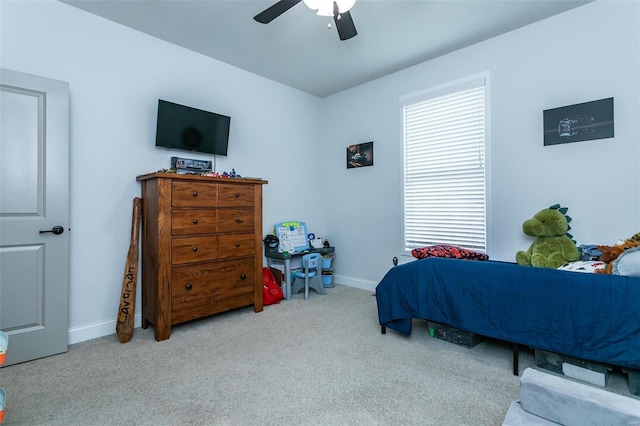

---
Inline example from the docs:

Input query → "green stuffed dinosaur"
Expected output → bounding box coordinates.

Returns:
[516,204,580,269]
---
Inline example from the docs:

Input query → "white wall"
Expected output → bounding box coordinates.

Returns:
[321,0,640,291]
[2,0,639,343]
[1,0,325,342]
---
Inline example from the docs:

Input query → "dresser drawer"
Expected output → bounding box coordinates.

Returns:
[171,259,255,312]
[218,233,255,259]
[218,184,255,207]
[172,181,218,207]
[171,236,219,265]
[137,173,266,341]
[172,209,217,236]
[218,209,254,233]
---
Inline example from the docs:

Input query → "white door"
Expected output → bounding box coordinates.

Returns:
[0,69,70,366]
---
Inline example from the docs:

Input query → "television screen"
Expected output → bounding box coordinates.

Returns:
[155,99,230,156]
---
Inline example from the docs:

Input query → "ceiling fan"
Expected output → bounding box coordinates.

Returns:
[254,0,358,41]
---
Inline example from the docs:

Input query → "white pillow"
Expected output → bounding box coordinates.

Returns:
[612,247,640,277]
[557,260,606,273]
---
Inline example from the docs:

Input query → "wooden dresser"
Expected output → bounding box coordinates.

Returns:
[136,172,268,341]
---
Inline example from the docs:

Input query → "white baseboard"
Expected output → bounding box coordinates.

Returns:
[334,274,377,293]
[67,275,376,345]
[68,313,142,345]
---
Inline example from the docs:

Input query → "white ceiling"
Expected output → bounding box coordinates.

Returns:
[62,0,590,98]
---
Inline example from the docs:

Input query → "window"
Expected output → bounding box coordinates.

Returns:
[401,75,490,255]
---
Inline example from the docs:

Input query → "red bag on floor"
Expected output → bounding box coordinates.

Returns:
[263,267,284,305]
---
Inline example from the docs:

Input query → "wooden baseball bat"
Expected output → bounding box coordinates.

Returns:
[116,197,142,343]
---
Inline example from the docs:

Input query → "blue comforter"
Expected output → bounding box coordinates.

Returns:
[376,258,640,369]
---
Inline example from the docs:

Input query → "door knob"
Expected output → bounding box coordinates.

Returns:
[39,225,64,235]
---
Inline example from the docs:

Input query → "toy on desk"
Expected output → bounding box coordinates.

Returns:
[306,232,330,250]
[263,234,279,249]
[274,221,309,253]
[310,238,324,249]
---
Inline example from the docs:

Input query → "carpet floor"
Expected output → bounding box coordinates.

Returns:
[0,284,635,425]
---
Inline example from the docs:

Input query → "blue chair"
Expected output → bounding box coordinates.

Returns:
[290,253,326,300]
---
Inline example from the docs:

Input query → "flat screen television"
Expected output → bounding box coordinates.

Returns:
[155,99,230,156]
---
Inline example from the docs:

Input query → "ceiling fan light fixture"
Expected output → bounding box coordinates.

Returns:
[255,0,357,41]
[337,0,356,13]
[317,3,333,17]
[303,0,355,17]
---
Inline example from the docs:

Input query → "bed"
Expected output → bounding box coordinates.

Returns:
[375,257,640,371]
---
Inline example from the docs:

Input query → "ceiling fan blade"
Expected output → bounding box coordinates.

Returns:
[254,0,303,24]
[333,4,357,40]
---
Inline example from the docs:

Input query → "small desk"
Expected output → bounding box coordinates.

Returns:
[265,247,335,300]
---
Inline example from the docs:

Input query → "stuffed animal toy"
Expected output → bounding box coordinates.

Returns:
[596,246,625,274]
[595,237,640,274]
[516,204,580,269]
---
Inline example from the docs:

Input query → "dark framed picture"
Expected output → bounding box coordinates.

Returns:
[543,97,614,146]
[347,141,373,169]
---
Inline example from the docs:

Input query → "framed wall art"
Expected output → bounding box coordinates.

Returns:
[347,141,373,169]
[543,97,614,146]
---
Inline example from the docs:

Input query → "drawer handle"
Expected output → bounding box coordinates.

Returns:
[186,283,193,291]
[235,217,241,223]
[193,246,198,252]
[193,219,198,224]
[234,192,240,198]
[192,191,198,197]
[235,242,240,247]
[240,274,247,280]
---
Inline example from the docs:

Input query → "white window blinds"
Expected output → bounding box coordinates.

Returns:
[402,80,487,253]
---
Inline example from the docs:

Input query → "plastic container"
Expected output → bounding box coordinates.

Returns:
[534,348,610,387]
[0,387,5,423]
[427,321,483,348]
[1,331,7,424]
[0,331,6,365]
[322,257,333,269]
[322,273,334,287]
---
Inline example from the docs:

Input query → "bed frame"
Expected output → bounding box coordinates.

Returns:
[375,258,640,374]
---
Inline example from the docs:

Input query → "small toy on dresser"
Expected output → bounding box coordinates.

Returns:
[201,168,242,178]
